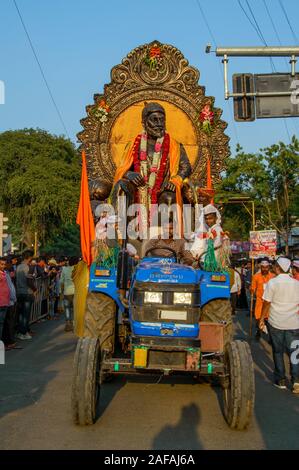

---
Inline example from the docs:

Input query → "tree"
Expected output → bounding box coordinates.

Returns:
[41,223,81,256]
[217,137,299,254]
[0,128,81,251]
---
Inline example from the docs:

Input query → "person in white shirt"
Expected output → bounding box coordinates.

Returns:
[260,257,299,393]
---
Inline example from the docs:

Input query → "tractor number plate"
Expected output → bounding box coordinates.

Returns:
[160,310,187,321]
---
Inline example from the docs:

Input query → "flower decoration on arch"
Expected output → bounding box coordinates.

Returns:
[144,45,163,70]
[199,104,214,135]
[91,99,111,123]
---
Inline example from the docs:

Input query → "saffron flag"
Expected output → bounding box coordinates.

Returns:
[76,150,95,266]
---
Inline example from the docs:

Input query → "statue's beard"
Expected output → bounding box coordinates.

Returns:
[147,127,165,139]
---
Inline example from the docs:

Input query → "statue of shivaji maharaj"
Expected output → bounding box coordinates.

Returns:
[112,102,192,222]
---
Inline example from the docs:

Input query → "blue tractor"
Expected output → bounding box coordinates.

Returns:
[71,244,255,430]
[73,39,255,431]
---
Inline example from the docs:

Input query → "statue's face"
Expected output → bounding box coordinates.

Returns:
[144,111,165,139]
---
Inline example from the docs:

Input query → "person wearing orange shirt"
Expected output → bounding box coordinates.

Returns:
[251,259,275,340]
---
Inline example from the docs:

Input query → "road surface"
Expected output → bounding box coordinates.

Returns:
[0,312,298,450]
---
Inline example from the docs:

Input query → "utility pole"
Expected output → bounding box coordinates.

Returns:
[0,213,9,257]
[223,197,256,338]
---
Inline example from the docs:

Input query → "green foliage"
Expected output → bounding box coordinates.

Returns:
[216,137,299,250]
[0,128,81,250]
[41,223,80,256]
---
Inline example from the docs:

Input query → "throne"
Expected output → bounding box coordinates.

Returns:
[78,40,230,204]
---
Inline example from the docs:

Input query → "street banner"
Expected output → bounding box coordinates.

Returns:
[249,230,277,259]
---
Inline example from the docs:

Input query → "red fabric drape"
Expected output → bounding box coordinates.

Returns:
[76,151,95,266]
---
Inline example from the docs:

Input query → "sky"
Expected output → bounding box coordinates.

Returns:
[1,0,299,154]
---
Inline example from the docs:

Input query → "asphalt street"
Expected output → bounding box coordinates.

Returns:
[0,312,298,450]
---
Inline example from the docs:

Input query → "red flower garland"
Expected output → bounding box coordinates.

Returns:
[132,133,170,205]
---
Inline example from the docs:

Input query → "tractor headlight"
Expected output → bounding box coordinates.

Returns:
[144,291,163,304]
[173,292,192,305]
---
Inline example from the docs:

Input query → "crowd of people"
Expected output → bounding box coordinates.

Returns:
[227,256,299,393]
[1,226,298,392]
[0,250,79,350]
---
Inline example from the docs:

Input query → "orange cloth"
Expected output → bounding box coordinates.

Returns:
[206,157,212,190]
[251,272,275,319]
[76,151,95,266]
[113,135,184,234]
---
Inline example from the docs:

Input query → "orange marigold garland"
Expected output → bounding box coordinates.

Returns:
[144,46,163,70]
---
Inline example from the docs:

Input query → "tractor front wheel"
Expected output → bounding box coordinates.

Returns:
[222,340,255,430]
[71,337,101,425]
[83,292,116,353]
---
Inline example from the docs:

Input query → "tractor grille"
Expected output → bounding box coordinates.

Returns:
[131,305,200,324]
[132,282,200,306]
[131,282,200,324]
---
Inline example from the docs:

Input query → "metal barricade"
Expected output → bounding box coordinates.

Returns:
[29,277,49,324]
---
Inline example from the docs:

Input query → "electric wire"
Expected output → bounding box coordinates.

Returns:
[13,0,70,139]
[237,0,267,45]
[262,0,299,137]
[245,0,268,45]
[262,0,288,66]
[278,0,299,44]
[238,0,292,141]
[244,0,276,71]
[195,0,239,143]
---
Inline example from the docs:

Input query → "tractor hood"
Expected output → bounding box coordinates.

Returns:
[135,258,199,284]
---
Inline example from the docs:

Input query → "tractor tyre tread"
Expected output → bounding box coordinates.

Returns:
[223,339,255,430]
[83,292,116,354]
[71,337,101,426]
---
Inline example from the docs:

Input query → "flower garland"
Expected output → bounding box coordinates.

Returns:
[133,132,170,206]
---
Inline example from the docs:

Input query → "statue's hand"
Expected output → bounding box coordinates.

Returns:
[163,181,176,192]
[125,171,145,187]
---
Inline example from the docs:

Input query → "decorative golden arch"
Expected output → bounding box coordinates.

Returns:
[78,40,230,187]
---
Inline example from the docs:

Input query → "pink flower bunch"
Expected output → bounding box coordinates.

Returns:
[140,151,147,161]
[155,142,162,152]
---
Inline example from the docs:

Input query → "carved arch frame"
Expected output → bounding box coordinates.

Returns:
[78,41,230,187]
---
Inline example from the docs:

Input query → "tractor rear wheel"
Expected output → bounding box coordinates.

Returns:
[83,292,116,354]
[222,340,255,430]
[71,337,101,425]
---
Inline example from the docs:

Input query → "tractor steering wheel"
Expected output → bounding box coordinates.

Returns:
[144,247,178,263]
